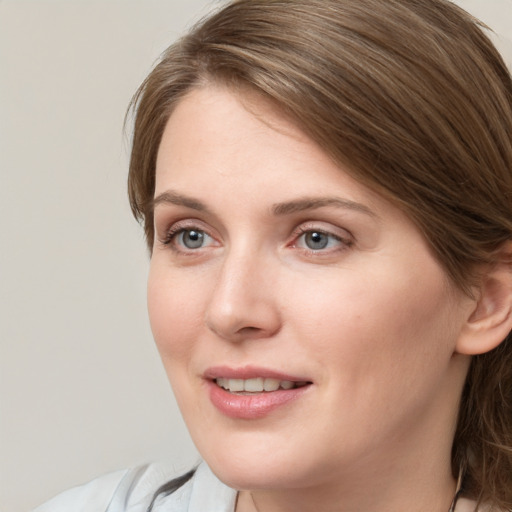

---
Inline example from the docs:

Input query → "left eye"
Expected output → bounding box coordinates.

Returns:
[175,229,213,249]
[296,230,342,251]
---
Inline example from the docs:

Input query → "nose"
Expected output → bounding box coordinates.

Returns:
[205,250,282,342]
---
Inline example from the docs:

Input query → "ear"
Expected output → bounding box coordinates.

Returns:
[456,243,512,355]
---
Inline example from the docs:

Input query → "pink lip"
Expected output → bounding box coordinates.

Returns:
[203,365,309,381]
[204,365,312,420]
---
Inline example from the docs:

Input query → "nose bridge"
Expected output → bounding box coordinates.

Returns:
[205,241,280,341]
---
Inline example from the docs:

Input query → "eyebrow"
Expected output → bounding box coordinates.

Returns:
[152,190,377,218]
[151,191,211,213]
[272,196,377,217]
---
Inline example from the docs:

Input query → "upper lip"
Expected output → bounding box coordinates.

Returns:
[203,365,311,383]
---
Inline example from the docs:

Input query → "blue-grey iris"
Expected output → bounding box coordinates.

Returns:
[305,231,329,250]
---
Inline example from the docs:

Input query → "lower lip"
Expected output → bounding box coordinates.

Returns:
[207,380,311,419]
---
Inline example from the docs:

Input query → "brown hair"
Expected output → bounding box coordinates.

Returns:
[127,0,512,508]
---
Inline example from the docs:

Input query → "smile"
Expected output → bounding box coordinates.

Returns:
[215,377,309,393]
[205,368,313,419]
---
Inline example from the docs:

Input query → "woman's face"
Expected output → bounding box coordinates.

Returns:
[148,86,472,491]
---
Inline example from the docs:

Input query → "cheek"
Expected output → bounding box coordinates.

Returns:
[147,265,205,364]
[286,264,461,446]
[289,259,458,377]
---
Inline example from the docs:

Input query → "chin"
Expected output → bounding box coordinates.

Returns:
[207,458,303,491]
[197,434,334,492]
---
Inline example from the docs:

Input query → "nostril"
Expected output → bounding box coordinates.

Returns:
[236,326,263,337]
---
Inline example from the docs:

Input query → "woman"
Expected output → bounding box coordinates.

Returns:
[35,0,512,511]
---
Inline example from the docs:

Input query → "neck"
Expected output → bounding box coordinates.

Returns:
[237,466,457,512]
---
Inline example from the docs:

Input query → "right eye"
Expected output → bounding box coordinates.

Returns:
[167,228,215,250]
[176,229,210,249]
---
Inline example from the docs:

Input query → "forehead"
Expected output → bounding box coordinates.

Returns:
[155,86,380,208]
[156,86,306,175]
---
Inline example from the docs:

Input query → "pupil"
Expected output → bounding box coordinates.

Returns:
[306,231,328,250]
[184,230,204,248]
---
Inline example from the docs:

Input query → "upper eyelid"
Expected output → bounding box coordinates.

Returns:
[153,203,221,236]
[156,217,212,236]
[292,221,353,239]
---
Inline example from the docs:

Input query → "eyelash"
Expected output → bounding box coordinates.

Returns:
[158,222,353,256]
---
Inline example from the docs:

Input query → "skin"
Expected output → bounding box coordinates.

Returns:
[148,85,476,512]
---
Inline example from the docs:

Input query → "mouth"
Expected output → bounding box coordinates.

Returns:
[205,368,312,419]
[214,377,310,394]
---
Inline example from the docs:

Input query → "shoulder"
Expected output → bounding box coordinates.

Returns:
[32,467,127,512]
[151,462,237,512]
[31,462,197,512]
[32,461,237,512]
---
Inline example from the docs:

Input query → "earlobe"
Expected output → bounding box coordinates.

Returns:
[456,245,512,356]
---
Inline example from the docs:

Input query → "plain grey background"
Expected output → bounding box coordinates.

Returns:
[1,1,511,511]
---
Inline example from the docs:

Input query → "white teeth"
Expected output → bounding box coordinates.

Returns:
[229,379,244,392]
[263,378,280,391]
[216,377,227,389]
[216,377,305,392]
[244,377,264,392]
